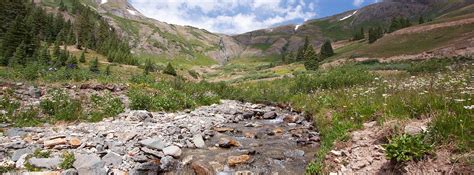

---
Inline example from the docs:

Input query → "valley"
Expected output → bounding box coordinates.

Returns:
[0,0,473,174]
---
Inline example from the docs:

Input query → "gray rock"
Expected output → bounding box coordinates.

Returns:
[102,152,122,166]
[73,154,106,175]
[12,147,34,161]
[192,134,206,148]
[263,112,277,119]
[6,128,28,137]
[139,138,166,150]
[141,147,164,158]
[160,156,176,171]
[283,149,305,158]
[28,86,41,98]
[132,161,161,174]
[163,146,182,157]
[61,168,78,175]
[15,154,28,169]
[130,110,152,121]
[404,124,427,135]
[242,112,254,119]
[28,157,61,169]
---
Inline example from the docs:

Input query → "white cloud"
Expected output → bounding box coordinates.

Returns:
[353,0,364,6]
[129,0,316,34]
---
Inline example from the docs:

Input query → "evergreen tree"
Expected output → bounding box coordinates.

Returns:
[296,37,310,61]
[303,47,320,71]
[105,65,111,76]
[38,45,51,65]
[164,62,177,76]
[89,57,99,73]
[368,27,384,44]
[59,0,67,11]
[9,42,27,67]
[418,16,425,24]
[66,55,78,69]
[79,50,86,63]
[352,27,364,40]
[281,42,289,63]
[320,40,334,58]
[143,58,154,75]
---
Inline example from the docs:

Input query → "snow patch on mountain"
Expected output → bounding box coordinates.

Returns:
[339,10,357,21]
[295,24,301,31]
[127,9,137,15]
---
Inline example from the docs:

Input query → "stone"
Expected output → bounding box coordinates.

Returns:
[141,147,164,158]
[6,128,28,137]
[273,128,284,135]
[363,121,377,128]
[133,160,161,174]
[218,138,240,148]
[163,146,182,157]
[235,171,253,175]
[262,111,277,119]
[227,155,251,166]
[242,112,254,119]
[73,154,106,175]
[29,86,41,98]
[213,127,234,132]
[19,171,61,175]
[160,156,176,171]
[330,150,342,156]
[191,161,215,175]
[139,138,166,150]
[283,149,305,158]
[12,147,34,161]
[28,157,61,169]
[244,132,256,138]
[61,169,78,175]
[110,169,127,175]
[68,137,81,147]
[192,134,206,148]
[44,138,67,147]
[283,115,300,123]
[15,154,28,169]
[102,152,122,166]
[404,124,427,135]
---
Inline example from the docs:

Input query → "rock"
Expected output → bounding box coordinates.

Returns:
[128,110,152,121]
[29,86,41,98]
[242,112,254,119]
[273,128,284,135]
[283,115,300,123]
[182,155,194,165]
[244,132,256,138]
[28,157,61,169]
[15,154,28,169]
[227,155,251,166]
[235,171,253,175]
[102,152,122,166]
[110,169,127,175]
[213,127,234,132]
[12,147,34,161]
[283,150,305,158]
[191,161,215,175]
[133,160,161,174]
[68,137,81,147]
[44,138,67,147]
[163,146,182,158]
[363,121,377,128]
[6,128,28,137]
[192,134,206,148]
[141,147,164,158]
[160,156,176,171]
[139,138,166,150]
[73,154,106,175]
[19,171,61,175]
[218,138,240,148]
[330,150,342,156]
[404,124,427,135]
[263,112,277,119]
[61,169,78,175]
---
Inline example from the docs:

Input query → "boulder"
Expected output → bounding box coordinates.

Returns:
[218,138,240,148]
[139,138,166,150]
[227,155,251,166]
[73,154,106,175]
[263,112,277,119]
[28,157,61,169]
[191,161,215,175]
[129,110,153,121]
[192,134,206,148]
[12,147,34,161]
[160,156,176,171]
[102,152,122,166]
[163,146,182,158]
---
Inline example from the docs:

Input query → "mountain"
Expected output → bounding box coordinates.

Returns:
[77,0,243,64]
[232,0,474,57]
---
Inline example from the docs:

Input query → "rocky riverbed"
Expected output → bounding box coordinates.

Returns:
[0,99,319,174]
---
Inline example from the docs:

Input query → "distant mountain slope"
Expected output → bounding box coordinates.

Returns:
[232,0,474,57]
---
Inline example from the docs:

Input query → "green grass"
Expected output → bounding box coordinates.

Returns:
[251,43,272,51]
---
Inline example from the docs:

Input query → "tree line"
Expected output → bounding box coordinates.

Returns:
[351,16,426,43]
[0,0,136,70]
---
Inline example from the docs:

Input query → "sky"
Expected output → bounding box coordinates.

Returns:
[129,0,380,34]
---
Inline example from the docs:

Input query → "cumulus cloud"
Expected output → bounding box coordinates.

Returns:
[129,0,317,34]
[353,0,365,6]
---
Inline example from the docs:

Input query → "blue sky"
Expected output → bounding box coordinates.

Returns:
[129,0,379,34]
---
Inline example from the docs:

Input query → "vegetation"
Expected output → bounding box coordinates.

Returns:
[59,152,75,169]
[368,26,384,43]
[389,16,412,33]
[384,134,433,163]
[320,40,334,58]
[352,27,365,41]
[164,62,177,76]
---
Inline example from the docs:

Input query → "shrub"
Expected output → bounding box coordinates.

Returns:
[383,134,432,163]
[33,149,50,158]
[40,89,83,122]
[89,93,124,122]
[13,108,42,127]
[130,74,155,84]
[89,57,99,73]
[59,152,75,169]
[163,62,177,76]
[188,70,199,79]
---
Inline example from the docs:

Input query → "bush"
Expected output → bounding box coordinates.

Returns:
[383,134,433,163]
[59,152,75,169]
[40,89,83,122]
[89,93,124,122]
[163,62,177,76]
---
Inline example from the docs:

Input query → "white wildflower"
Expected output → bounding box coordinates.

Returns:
[464,105,474,110]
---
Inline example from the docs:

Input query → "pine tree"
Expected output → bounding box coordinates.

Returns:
[320,40,334,58]
[9,42,27,67]
[352,27,364,40]
[89,57,99,73]
[296,37,310,60]
[419,16,425,24]
[38,45,51,65]
[79,51,86,63]
[164,62,177,76]
[143,58,154,75]
[66,55,78,69]
[281,42,289,63]
[303,47,320,71]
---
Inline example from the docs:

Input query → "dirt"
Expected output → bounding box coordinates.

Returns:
[324,120,472,175]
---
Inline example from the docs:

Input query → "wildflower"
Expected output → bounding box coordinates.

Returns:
[464,105,474,110]
[382,94,389,98]
[454,99,466,102]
